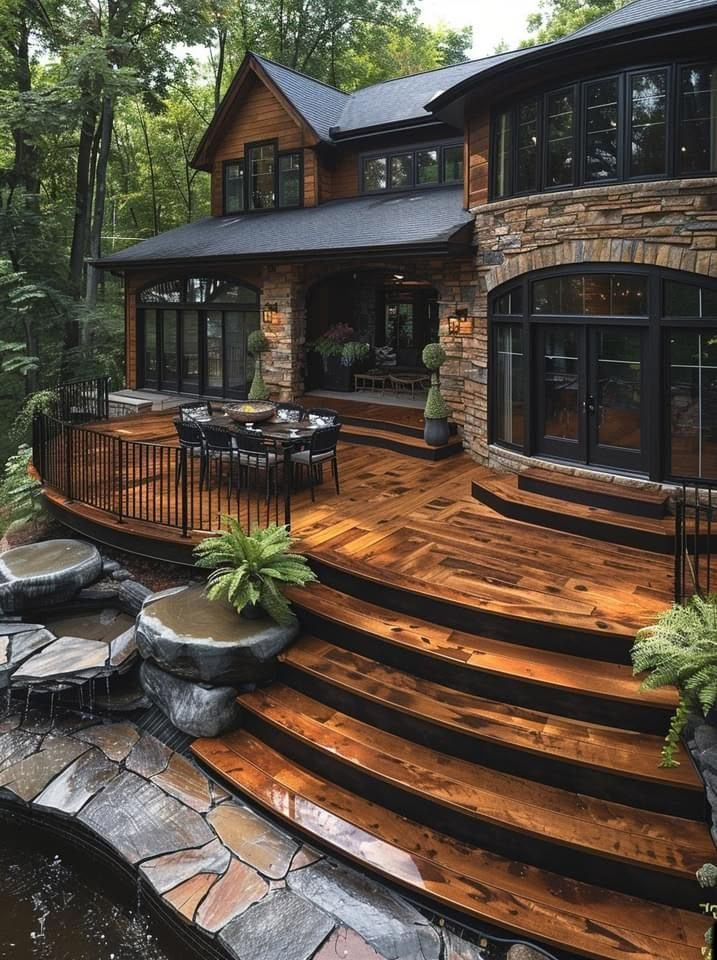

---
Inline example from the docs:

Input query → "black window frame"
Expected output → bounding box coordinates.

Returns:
[489,57,716,201]
[222,140,304,214]
[222,158,245,215]
[277,150,304,209]
[358,140,464,195]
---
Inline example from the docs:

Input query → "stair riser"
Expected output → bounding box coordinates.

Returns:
[279,661,706,820]
[341,431,462,460]
[296,608,672,735]
[339,415,425,439]
[308,557,633,664]
[472,481,674,554]
[242,706,701,911]
[517,474,668,519]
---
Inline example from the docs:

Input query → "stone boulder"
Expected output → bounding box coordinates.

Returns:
[136,584,298,687]
[0,540,102,613]
[140,659,240,738]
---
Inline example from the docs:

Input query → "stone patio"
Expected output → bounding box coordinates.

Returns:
[0,714,487,960]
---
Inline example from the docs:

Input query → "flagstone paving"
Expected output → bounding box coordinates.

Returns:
[0,714,488,960]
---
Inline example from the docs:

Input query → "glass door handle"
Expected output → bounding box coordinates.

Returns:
[583,395,596,414]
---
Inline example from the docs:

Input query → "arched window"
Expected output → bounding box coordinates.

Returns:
[490,267,717,482]
[137,277,260,399]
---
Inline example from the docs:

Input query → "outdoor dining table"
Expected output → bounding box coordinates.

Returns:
[198,412,320,446]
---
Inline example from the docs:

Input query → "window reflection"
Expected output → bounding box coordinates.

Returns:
[533,275,647,316]
[546,89,574,187]
[630,70,667,177]
[585,78,618,181]
[495,324,524,446]
[669,330,717,480]
[678,64,717,175]
[543,326,579,441]
[517,101,539,192]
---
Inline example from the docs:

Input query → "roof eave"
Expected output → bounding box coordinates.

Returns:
[328,114,446,141]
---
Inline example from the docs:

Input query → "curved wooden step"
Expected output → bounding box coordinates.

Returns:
[518,467,669,519]
[288,582,676,733]
[191,732,706,960]
[279,639,705,818]
[239,683,712,908]
[340,423,463,460]
[472,474,674,553]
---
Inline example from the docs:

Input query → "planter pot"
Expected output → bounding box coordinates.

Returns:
[424,417,450,447]
[240,601,265,620]
[320,355,354,392]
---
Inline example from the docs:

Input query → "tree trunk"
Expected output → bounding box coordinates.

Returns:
[68,106,98,314]
[214,28,226,111]
[86,95,114,309]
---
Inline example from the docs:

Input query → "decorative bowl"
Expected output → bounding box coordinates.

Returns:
[224,401,275,424]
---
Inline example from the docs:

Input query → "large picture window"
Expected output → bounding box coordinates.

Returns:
[490,267,717,482]
[491,60,716,199]
[138,278,260,398]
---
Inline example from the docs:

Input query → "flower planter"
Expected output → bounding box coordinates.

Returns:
[424,417,450,447]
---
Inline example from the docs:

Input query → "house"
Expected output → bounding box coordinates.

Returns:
[98,0,717,488]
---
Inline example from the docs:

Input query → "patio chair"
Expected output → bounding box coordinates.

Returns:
[291,424,341,501]
[305,407,341,426]
[179,400,211,421]
[200,422,238,493]
[233,429,281,501]
[173,417,206,488]
[275,401,306,421]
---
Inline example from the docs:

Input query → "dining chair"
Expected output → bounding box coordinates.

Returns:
[291,424,340,501]
[179,400,211,421]
[173,417,206,488]
[233,429,281,501]
[305,407,340,425]
[200,422,238,493]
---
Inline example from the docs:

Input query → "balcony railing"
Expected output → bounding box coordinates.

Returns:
[32,412,291,537]
[56,376,111,423]
[674,481,716,603]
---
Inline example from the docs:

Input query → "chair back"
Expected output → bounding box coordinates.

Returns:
[276,402,305,421]
[234,429,270,456]
[202,423,235,451]
[173,417,203,447]
[307,407,340,425]
[311,425,340,454]
[179,400,211,421]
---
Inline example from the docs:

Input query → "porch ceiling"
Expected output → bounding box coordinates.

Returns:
[93,187,473,271]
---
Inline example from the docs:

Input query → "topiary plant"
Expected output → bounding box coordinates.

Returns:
[421,342,451,420]
[631,595,717,767]
[193,519,317,626]
[422,342,447,371]
[247,330,271,401]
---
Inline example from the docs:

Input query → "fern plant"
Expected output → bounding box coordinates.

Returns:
[632,595,717,767]
[0,445,44,536]
[193,519,317,625]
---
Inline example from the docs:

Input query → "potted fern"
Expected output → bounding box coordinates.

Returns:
[247,329,271,401]
[193,519,317,625]
[631,594,717,767]
[422,343,451,447]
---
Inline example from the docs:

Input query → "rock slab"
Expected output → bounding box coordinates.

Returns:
[140,659,240,738]
[0,540,102,613]
[219,888,334,960]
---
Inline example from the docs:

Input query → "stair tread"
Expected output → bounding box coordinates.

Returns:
[192,732,705,960]
[476,475,674,536]
[341,424,462,447]
[521,467,669,509]
[239,683,712,876]
[287,582,676,709]
[280,638,701,789]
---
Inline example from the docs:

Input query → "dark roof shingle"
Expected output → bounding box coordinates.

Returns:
[96,187,473,268]
[253,54,349,141]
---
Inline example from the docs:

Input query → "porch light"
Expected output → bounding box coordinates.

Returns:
[448,308,471,335]
[262,301,279,322]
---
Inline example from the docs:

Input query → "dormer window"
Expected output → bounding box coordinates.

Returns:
[249,143,276,209]
[360,141,463,194]
[223,161,244,213]
[222,143,303,213]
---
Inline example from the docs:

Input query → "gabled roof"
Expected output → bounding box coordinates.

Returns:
[95,188,473,269]
[253,54,349,141]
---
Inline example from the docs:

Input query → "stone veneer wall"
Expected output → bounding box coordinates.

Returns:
[460,176,717,467]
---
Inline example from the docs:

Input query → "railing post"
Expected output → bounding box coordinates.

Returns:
[117,439,124,524]
[674,497,683,605]
[64,423,73,501]
[180,447,189,537]
[32,413,41,482]
[283,447,292,529]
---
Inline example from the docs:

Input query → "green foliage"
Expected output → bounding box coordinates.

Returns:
[340,341,370,367]
[193,519,317,625]
[523,0,626,45]
[0,341,39,375]
[248,368,270,401]
[309,323,355,362]
[422,342,447,371]
[424,384,450,420]
[0,445,44,536]
[632,596,717,767]
[247,330,270,354]
[10,390,58,446]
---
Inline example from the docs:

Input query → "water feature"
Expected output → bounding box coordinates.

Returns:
[0,831,171,960]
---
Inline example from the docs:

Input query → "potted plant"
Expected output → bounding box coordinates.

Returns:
[247,329,271,400]
[422,342,451,447]
[308,324,370,391]
[631,594,717,767]
[193,519,317,625]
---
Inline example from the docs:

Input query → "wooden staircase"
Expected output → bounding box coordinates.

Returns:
[192,473,713,960]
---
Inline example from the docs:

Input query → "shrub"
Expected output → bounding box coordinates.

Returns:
[422,342,446,371]
[10,389,58,445]
[193,519,317,626]
[247,330,270,400]
[631,595,717,767]
[421,342,450,420]
[247,330,270,355]
[308,324,356,364]
[0,445,44,536]
[340,341,370,367]
[425,385,451,420]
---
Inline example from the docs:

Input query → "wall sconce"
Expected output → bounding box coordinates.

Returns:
[262,302,279,323]
[448,308,471,335]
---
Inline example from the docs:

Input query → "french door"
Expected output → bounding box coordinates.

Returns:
[536,323,647,472]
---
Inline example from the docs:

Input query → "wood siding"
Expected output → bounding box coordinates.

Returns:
[467,108,490,208]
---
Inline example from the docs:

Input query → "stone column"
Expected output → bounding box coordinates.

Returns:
[260,264,307,401]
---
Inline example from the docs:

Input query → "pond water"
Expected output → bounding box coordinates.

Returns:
[0,838,171,960]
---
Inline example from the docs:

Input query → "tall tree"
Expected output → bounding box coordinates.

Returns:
[523,0,627,45]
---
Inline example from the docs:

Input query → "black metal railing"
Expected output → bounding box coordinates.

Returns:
[56,376,111,423]
[33,412,291,536]
[674,481,716,603]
